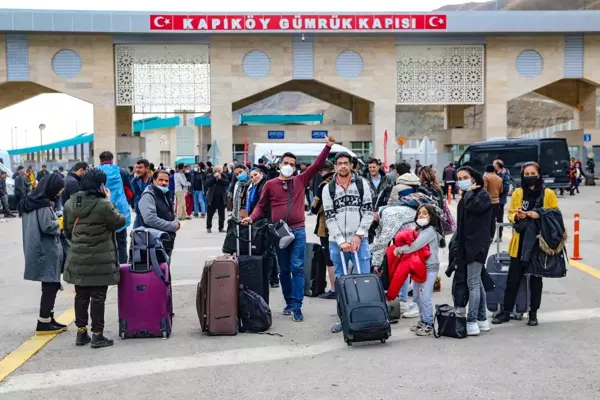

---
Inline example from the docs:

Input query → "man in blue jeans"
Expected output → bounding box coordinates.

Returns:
[322,152,374,333]
[243,136,336,322]
[192,163,207,218]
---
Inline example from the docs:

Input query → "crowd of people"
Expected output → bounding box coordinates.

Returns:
[15,138,568,346]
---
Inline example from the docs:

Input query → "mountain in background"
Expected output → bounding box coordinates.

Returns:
[437,0,600,10]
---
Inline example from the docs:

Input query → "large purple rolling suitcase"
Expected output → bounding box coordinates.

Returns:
[119,262,172,339]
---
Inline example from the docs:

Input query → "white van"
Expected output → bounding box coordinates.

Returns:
[253,143,363,166]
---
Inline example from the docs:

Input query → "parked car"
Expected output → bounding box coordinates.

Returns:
[458,138,570,190]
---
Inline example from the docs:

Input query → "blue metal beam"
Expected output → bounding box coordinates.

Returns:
[8,133,93,156]
[240,114,323,124]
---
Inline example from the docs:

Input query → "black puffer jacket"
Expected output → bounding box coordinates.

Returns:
[455,188,494,267]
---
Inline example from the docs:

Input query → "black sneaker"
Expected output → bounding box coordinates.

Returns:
[491,311,511,325]
[270,282,280,289]
[527,312,539,326]
[36,321,67,336]
[207,228,212,233]
[318,290,336,300]
[219,228,225,233]
[50,312,67,329]
[91,332,114,349]
[76,328,91,346]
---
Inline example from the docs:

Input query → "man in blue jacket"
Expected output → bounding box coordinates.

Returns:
[97,151,132,263]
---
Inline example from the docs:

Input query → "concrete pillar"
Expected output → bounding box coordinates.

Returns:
[578,84,597,131]
[0,34,6,83]
[371,102,396,164]
[93,105,116,164]
[116,106,133,137]
[483,40,509,140]
[210,101,233,165]
[444,105,466,129]
[352,98,371,125]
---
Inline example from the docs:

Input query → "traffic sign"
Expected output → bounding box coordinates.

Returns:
[311,130,328,139]
[584,133,592,142]
[268,130,285,139]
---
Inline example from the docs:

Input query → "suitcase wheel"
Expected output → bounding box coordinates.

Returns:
[120,332,126,340]
[119,319,127,340]
[513,313,524,321]
[346,340,353,346]
[380,339,387,344]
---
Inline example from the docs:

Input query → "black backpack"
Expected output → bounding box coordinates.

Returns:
[328,176,365,212]
[238,286,272,333]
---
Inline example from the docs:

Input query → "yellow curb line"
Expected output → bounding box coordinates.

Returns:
[0,286,115,383]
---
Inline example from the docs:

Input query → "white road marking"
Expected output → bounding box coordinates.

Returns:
[174,246,223,252]
[170,279,199,287]
[2,307,600,394]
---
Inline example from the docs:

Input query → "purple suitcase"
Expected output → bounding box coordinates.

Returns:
[118,263,172,339]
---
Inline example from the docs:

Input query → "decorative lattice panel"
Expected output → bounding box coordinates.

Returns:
[6,34,29,81]
[52,49,82,78]
[396,45,484,105]
[115,44,210,113]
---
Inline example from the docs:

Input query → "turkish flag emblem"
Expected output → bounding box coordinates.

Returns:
[425,15,447,30]
[150,15,173,30]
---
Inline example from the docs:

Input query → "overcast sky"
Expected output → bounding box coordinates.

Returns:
[0,0,489,151]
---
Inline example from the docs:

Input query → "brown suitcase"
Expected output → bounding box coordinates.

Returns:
[197,255,239,335]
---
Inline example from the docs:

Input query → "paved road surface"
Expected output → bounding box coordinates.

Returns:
[1,187,600,399]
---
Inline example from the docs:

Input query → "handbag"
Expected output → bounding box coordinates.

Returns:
[270,180,295,249]
[441,200,456,235]
[433,304,467,339]
[528,248,568,278]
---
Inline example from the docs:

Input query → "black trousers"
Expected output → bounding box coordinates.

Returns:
[444,182,456,199]
[319,236,333,267]
[116,230,128,264]
[493,204,505,237]
[206,198,225,230]
[40,282,61,319]
[504,257,543,313]
[75,285,108,333]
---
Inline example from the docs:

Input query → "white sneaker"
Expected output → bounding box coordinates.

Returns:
[402,303,420,318]
[399,301,410,314]
[477,320,491,332]
[467,321,480,336]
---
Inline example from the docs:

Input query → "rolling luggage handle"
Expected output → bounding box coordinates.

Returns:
[495,222,512,261]
[235,220,252,257]
[339,250,361,276]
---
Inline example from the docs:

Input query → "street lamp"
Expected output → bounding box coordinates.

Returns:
[39,123,46,164]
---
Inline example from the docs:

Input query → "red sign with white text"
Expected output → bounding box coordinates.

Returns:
[149,14,447,32]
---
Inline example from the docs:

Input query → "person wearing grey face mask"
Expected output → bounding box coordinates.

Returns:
[241,136,336,323]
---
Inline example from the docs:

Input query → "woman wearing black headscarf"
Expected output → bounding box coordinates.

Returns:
[453,166,494,336]
[492,162,559,327]
[20,173,66,335]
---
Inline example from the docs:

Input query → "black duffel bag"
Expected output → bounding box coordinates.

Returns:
[222,218,269,256]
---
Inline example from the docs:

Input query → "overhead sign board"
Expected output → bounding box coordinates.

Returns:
[311,130,328,139]
[584,133,592,142]
[150,14,447,32]
[268,130,285,140]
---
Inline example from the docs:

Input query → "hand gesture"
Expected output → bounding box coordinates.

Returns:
[340,242,352,253]
[516,209,527,220]
[394,247,402,257]
[526,211,540,220]
[373,266,382,277]
[241,217,253,225]
[467,183,480,191]
[350,235,362,252]
[326,135,336,147]
[175,222,181,231]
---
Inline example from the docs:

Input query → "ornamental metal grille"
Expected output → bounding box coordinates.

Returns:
[115,44,210,113]
[396,45,484,105]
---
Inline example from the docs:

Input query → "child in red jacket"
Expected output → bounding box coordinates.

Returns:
[386,204,444,336]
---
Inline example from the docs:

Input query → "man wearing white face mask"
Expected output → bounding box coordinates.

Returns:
[242,136,336,322]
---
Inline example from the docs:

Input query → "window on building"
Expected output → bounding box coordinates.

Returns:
[568,146,580,160]
[232,144,246,163]
[350,141,373,161]
[160,151,171,167]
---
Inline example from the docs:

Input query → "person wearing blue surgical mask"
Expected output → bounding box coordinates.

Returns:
[449,166,494,337]
[232,164,251,220]
[138,170,181,258]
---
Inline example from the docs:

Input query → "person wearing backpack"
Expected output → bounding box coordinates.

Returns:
[322,152,374,333]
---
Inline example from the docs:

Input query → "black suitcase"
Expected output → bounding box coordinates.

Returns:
[335,252,391,346]
[485,223,528,319]
[304,243,327,297]
[237,223,270,304]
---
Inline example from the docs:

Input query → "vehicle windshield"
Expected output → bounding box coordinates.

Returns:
[460,146,538,178]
